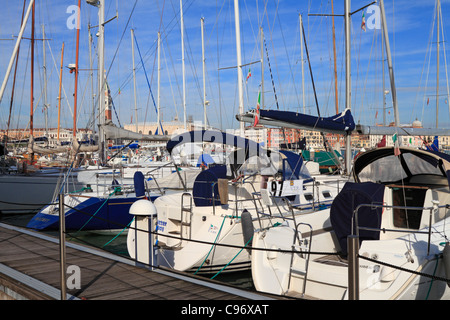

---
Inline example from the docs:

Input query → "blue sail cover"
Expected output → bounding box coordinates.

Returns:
[330,182,385,256]
[258,108,355,134]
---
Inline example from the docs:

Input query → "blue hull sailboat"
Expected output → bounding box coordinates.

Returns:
[26,171,158,232]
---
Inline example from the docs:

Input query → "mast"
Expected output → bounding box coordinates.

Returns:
[234,0,245,136]
[30,0,35,140]
[331,0,339,114]
[88,24,95,133]
[73,0,81,141]
[382,31,386,126]
[157,31,162,134]
[57,42,65,144]
[299,15,305,113]
[98,0,106,163]
[0,0,35,103]
[260,27,265,113]
[344,0,352,174]
[131,28,138,133]
[437,0,440,128]
[42,25,48,138]
[201,17,207,129]
[180,0,187,130]
[6,0,27,146]
[379,0,400,127]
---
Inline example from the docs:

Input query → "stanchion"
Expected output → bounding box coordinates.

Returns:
[348,235,359,300]
[59,193,67,300]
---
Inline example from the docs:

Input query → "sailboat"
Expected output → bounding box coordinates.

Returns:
[26,0,174,231]
[0,0,89,215]
[250,0,450,300]
[126,130,345,274]
[251,146,450,299]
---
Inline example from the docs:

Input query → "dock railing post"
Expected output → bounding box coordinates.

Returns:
[347,235,359,300]
[59,193,67,300]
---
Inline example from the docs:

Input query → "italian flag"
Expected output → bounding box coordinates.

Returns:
[253,90,261,127]
[246,68,252,83]
[361,12,366,32]
[393,133,401,156]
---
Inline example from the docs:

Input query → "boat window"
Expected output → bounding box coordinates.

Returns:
[322,191,332,198]
[357,152,444,184]
[304,193,314,201]
[392,187,427,229]
[358,154,405,183]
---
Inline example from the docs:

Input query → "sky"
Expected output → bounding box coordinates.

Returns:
[1,0,450,135]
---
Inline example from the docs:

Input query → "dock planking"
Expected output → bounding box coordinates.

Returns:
[0,223,276,300]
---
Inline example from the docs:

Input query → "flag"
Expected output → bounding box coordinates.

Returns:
[253,90,261,127]
[375,110,378,119]
[361,12,366,31]
[393,133,401,156]
[377,135,386,148]
[427,97,430,105]
[246,68,252,83]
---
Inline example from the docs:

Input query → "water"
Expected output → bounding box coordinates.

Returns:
[0,212,254,290]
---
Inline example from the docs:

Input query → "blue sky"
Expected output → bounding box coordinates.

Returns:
[1,0,449,134]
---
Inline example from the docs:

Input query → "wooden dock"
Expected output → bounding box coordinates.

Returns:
[0,222,278,301]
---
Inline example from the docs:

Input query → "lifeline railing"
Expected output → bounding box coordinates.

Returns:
[347,201,448,300]
[124,198,450,299]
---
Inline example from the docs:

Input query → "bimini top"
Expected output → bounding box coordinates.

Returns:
[166,130,264,154]
[167,130,268,174]
[352,146,450,188]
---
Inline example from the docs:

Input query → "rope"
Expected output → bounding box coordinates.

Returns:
[194,215,228,274]
[210,234,253,280]
[425,254,441,300]
[102,217,134,248]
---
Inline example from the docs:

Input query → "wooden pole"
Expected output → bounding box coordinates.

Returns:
[58,42,65,144]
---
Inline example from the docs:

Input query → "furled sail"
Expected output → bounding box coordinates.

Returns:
[100,120,170,142]
[237,108,355,134]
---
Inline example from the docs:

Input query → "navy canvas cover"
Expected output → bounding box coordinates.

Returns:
[330,182,385,256]
[134,171,146,198]
[258,108,355,134]
[192,165,228,206]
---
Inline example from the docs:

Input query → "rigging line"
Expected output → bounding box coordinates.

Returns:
[133,32,164,133]
[421,3,437,124]
[6,0,27,143]
[162,43,180,121]
[439,4,450,119]
[103,0,138,96]
[410,12,432,124]
[273,0,301,109]
[301,20,320,118]
[358,26,378,125]
[263,38,279,110]
[265,0,286,110]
